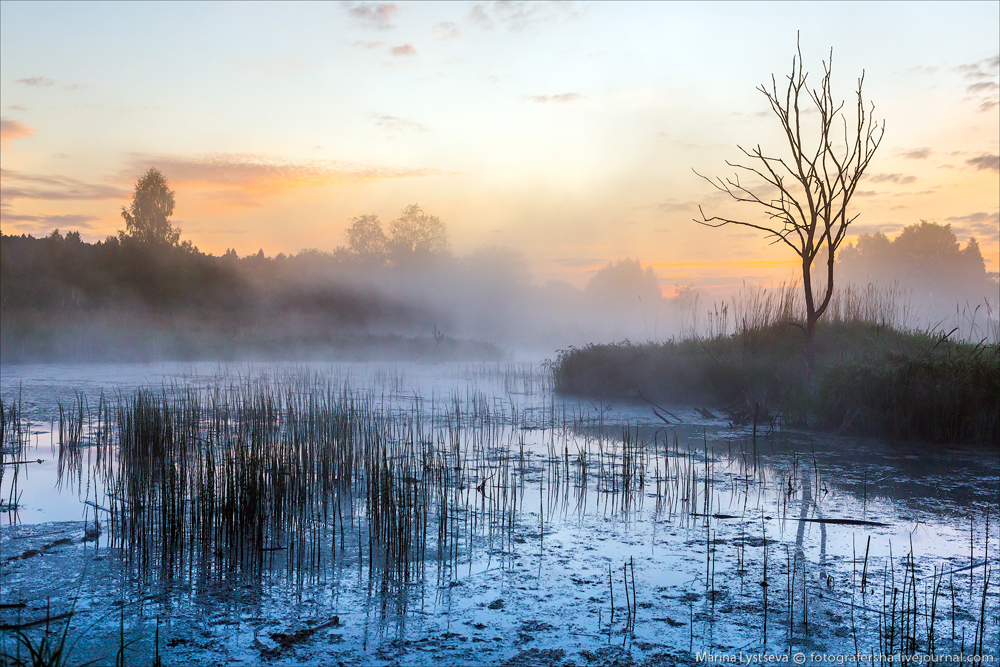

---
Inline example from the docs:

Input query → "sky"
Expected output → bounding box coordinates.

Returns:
[1,1,998,294]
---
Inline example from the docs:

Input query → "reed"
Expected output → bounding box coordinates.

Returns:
[4,362,995,660]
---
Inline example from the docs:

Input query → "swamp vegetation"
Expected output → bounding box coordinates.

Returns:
[554,283,1000,445]
[1,362,997,665]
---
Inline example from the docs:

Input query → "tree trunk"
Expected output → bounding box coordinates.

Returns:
[805,310,818,382]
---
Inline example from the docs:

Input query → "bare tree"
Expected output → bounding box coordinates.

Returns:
[695,37,884,375]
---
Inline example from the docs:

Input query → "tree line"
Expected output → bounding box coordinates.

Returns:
[1,167,992,363]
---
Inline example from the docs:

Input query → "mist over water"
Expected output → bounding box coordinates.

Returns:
[1,4,997,663]
[2,217,996,365]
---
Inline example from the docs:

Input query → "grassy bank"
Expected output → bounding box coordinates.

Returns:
[554,320,999,444]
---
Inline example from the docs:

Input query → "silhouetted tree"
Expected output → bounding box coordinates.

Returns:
[586,258,662,307]
[696,37,884,375]
[120,167,180,246]
[388,204,448,265]
[346,213,388,264]
[838,220,990,311]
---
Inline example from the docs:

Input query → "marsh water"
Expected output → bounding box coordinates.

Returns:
[1,362,997,666]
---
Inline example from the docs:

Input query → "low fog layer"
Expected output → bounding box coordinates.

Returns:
[1,206,995,364]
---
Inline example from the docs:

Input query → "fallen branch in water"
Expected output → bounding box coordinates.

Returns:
[83,500,111,513]
[634,388,683,423]
[0,611,73,631]
[691,512,887,527]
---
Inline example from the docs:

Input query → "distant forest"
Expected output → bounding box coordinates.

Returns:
[0,221,528,362]
[1,171,994,363]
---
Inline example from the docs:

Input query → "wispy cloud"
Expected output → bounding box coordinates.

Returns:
[966,154,1000,172]
[348,40,383,49]
[899,147,932,160]
[369,113,427,134]
[522,92,585,103]
[389,43,417,57]
[955,54,999,79]
[967,81,999,94]
[119,153,438,208]
[13,76,83,92]
[469,1,585,31]
[0,119,35,146]
[15,76,54,87]
[346,2,398,30]
[956,54,1000,111]
[0,211,101,233]
[433,21,461,41]
[656,199,694,213]
[867,173,917,185]
[946,211,1000,241]
[947,211,999,224]
[0,169,129,201]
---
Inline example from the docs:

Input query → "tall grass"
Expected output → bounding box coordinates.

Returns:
[555,283,999,444]
[4,363,996,660]
[1,392,31,511]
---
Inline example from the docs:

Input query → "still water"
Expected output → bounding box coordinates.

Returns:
[2,362,997,665]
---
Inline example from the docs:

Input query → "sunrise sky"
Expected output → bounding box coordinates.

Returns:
[1,1,998,294]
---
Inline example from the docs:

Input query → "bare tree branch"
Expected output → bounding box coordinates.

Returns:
[693,33,883,376]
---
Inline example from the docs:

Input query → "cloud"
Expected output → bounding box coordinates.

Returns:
[946,212,1000,241]
[346,3,398,30]
[956,55,1000,111]
[348,40,383,49]
[656,199,694,213]
[7,104,27,112]
[119,153,438,207]
[0,211,101,233]
[966,154,1000,172]
[370,113,427,133]
[867,173,917,185]
[899,147,932,160]
[967,81,999,94]
[434,21,461,41]
[469,1,585,31]
[389,43,417,57]
[15,76,54,87]
[947,211,999,224]
[955,54,999,79]
[0,119,35,146]
[522,92,585,103]
[0,169,129,201]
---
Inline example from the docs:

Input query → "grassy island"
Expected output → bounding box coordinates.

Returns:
[554,293,999,445]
